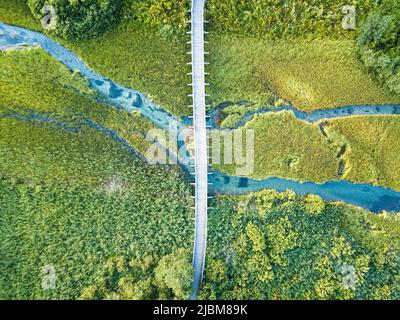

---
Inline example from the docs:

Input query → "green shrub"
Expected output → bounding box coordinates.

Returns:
[78,253,192,300]
[123,0,189,40]
[27,0,123,40]
[202,190,400,300]
[357,0,400,95]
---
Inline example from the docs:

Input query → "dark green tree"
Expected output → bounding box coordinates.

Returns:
[357,0,400,95]
[28,0,123,40]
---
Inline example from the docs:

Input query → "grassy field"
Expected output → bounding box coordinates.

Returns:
[1,0,400,301]
[201,189,400,300]
[3,49,399,193]
[0,0,40,30]
[2,2,400,191]
[0,40,194,299]
[208,36,400,112]
[2,1,398,117]
[214,112,400,191]
[213,111,339,182]
[61,23,191,117]
[327,116,400,191]
[0,116,133,187]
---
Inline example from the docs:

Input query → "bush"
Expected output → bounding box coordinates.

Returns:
[357,0,400,95]
[202,190,400,300]
[123,0,189,40]
[28,0,123,40]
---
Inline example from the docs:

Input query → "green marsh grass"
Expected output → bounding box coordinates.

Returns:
[0,117,193,299]
[209,36,400,111]
[215,112,400,191]
[202,189,400,299]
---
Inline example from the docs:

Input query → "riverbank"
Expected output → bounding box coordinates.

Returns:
[0,0,191,117]
[3,2,398,118]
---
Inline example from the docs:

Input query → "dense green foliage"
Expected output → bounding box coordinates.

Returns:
[0,45,193,300]
[201,190,400,300]
[2,0,400,301]
[0,178,192,299]
[0,116,193,299]
[121,0,374,40]
[78,249,192,300]
[358,0,400,95]
[27,0,123,40]
[123,0,189,40]
[22,0,386,41]
[207,0,368,38]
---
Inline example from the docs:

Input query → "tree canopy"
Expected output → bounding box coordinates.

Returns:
[28,0,123,40]
[357,0,400,95]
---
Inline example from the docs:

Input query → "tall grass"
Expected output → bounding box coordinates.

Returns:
[214,111,339,182]
[209,36,400,111]
[0,118,193,299]
[61,23,191,117]
[215,111,400,191]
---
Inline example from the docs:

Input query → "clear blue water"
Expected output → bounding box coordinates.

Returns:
[206,104,400,130]
[2,21,400,213]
